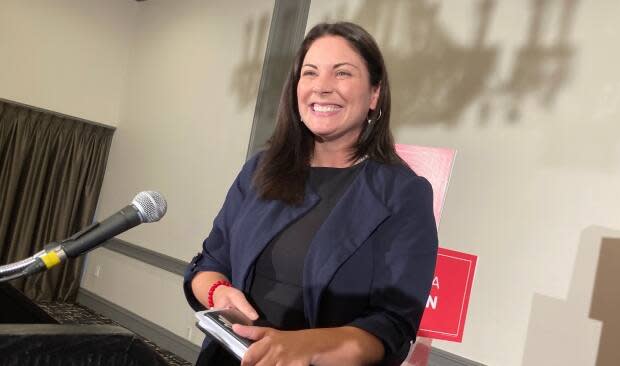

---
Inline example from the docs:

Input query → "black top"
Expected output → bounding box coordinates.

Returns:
[248,163,363,330]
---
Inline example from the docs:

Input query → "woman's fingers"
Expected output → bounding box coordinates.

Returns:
[213,286,259,320]
[239,328,314,366]
[239,329,272,366]
[233,324,267,340]
[229,290,259,320]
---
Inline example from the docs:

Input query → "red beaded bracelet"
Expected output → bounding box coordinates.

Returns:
[207,280,231,308]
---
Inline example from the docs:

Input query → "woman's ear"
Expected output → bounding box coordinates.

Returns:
[369,85,381,110]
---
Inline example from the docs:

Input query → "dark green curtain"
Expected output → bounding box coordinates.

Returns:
[0,100,114,302]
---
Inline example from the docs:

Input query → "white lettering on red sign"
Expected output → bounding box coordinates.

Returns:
[426,295,438,310]
[425,276,440,310]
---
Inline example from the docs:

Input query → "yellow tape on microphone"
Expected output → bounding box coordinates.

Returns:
[40,251,61,269]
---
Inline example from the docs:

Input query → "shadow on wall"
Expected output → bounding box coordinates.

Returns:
[521,226,620,366]
[589,236,620,365]
[230,12,271,109]
[319,0,580,128]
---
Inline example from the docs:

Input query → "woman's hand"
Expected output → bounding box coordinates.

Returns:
[191,271,258,321]
[233,325,384,366]
[212,285,258,320]
[234,325,315,366]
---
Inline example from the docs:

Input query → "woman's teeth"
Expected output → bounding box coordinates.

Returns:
[313,104,340,112]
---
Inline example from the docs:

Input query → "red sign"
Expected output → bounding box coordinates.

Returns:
[417,247,477,342]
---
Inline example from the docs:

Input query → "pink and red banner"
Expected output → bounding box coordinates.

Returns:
[396,144,477,343]
[418,247,477,342]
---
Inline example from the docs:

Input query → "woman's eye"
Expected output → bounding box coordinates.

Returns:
[302,70,317,77]
[336,70,351,77]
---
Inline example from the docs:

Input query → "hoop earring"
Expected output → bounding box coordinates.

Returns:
[367,108,382,124]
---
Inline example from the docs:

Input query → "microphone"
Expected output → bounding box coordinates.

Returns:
[0,191,167,282]
[60,190,167,258]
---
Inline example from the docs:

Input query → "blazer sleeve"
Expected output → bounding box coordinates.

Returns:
[183,154,260,311]
[348,175,438,365]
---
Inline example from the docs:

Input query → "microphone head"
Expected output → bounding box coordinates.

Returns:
[131,191,167,223]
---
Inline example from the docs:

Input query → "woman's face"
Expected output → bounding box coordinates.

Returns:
[297,36,380,145]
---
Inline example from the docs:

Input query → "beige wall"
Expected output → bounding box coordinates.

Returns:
[308,1,620,365]
[93,0,273,261]
[1,0,274,349]
[81,0,274,346]
[0,0,137,126]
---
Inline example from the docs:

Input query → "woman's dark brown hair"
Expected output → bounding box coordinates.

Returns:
[253,22,402,205]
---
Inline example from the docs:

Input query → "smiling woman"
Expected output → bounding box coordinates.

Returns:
[254,22,395,205]
[297,36,380,159]
[184,22,438,366]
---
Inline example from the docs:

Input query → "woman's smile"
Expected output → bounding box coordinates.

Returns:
[311,103,342,114]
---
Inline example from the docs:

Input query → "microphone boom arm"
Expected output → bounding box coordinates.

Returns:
[0,191,166,283]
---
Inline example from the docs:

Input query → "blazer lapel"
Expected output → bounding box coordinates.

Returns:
[303,166,391,326]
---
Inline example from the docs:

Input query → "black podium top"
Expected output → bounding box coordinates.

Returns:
[0,283,58,324]
[0,283,170,366]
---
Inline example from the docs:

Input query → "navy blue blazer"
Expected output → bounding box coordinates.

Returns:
[184,154,438,365]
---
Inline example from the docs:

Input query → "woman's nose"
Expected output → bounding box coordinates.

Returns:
[312,74,334,95]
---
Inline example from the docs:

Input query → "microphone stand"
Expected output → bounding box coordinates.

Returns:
[0,245,67,282]
[0,213,137,283]
[0,191,166,283]
[0,221,100,283]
